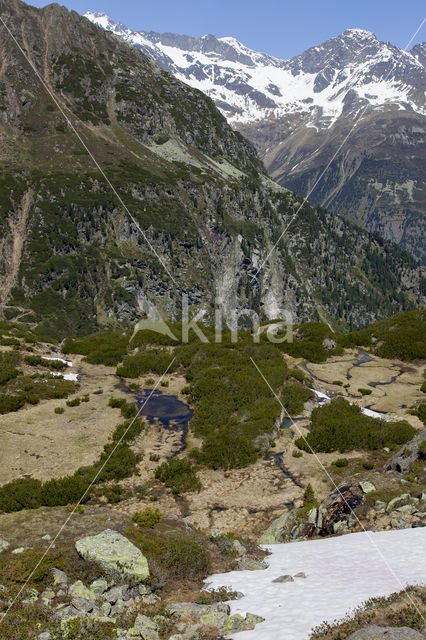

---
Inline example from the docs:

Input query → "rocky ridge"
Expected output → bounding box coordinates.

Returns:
[85,12,426,262]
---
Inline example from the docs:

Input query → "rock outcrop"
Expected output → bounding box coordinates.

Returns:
[75,530,150,584]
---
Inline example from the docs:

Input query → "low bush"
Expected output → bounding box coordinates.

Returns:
[155,458,201,494]
[117,350,178,377]
[0,393,26,414]
[108,397,138,419]
[63,330,129,366]
[296,398,416,453]
[358,388,372,396]
[24,355,67,370]
[54,407,65,414]
[66,397,81,407]
[333,458,349,467]
[362,461,375,470]
[132,508,161,528]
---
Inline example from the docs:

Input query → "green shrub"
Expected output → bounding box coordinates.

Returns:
[54,407,65,414]
[0,551,55,585]
[108,397,138,419]
[117,350,178,377]
[155,458,201,494]
[281,383,313,414]
[417,441,426,459]
[0,394,26,414]
[421,381,426,393]
[295,398,416,453]
[63,330,129,366]
[358,388,372,396]
[132,508,161,528]
[0,478,43,512]
[66,397,81,407]
[333,458,349,467]
[24,355,67,370]
[163,538,210,580]
[362,461,374,470]
[292,449,303,458]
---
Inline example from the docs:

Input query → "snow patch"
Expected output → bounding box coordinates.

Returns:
[205,528,426,640]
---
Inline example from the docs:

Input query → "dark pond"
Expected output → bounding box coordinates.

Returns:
[136,389,193,429]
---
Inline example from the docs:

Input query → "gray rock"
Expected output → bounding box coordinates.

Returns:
[386,494,417,512]
[52,568,68,586]
[359,481,376,494]
[237,557,268,571]
[0,539,10,553]
[294,571,307,578]
[258,511,293,544]
[272,574,294,583]
[37,633,52,640]
[232,539,246,556]
[139,593,160,605]
[127,613,159,639]
[68,580,97,613]
[390,517,411,529]
[75,530,149,584]
[374,501,387,512]
[110,599,127,616]
[90,578,108,596]
[104,585,127,604]
[387,427,426,473]
[347,626,424,639]
[396,504,417,515]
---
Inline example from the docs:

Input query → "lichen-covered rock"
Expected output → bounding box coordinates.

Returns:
[52,568,68,586]
[359,481,376,494]
[68,580,97,613]
[127,613,159,639]
[347,626,424,639]
[232,539,246,556]
[0,539,10,554]
[75,530,149,583]
[90,578,108,596]
[390,517,411,529]
[386,494,418,512]
[237,557,268,571]
[272,574,294,583]
[258,512,294,544]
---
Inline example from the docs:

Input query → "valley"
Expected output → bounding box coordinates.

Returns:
[0,1,424,639]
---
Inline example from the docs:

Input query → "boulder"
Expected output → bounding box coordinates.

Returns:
[387,428,426,473]
[127,613,159,639]
[90,578,108,597]
[390,517,411,529]
[75,530,149,583]
[237,557,268,571]
[347,626,424,639]
[68,580,97,613]
[258,511,294,544]
[232,539,246,556]
[272,574,294,583]
[359,481,376,494]
[52,568,68,586]
[386,494,418,512]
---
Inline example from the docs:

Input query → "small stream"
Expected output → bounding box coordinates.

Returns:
[269,451,304,488]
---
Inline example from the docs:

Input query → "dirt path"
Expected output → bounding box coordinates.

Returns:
[0,188,33,316]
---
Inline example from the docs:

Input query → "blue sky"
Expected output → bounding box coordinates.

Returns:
[28,0,426,59]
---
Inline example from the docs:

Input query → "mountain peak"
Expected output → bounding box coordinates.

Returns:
[342,28,377,40]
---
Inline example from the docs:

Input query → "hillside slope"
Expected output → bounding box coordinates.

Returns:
[0,0,423,339]
[86,13,426,263]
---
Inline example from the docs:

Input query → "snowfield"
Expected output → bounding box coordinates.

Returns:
[205,529,426,640]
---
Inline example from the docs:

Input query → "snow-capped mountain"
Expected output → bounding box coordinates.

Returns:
[84,13,425,126]
[84,11,426,262]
